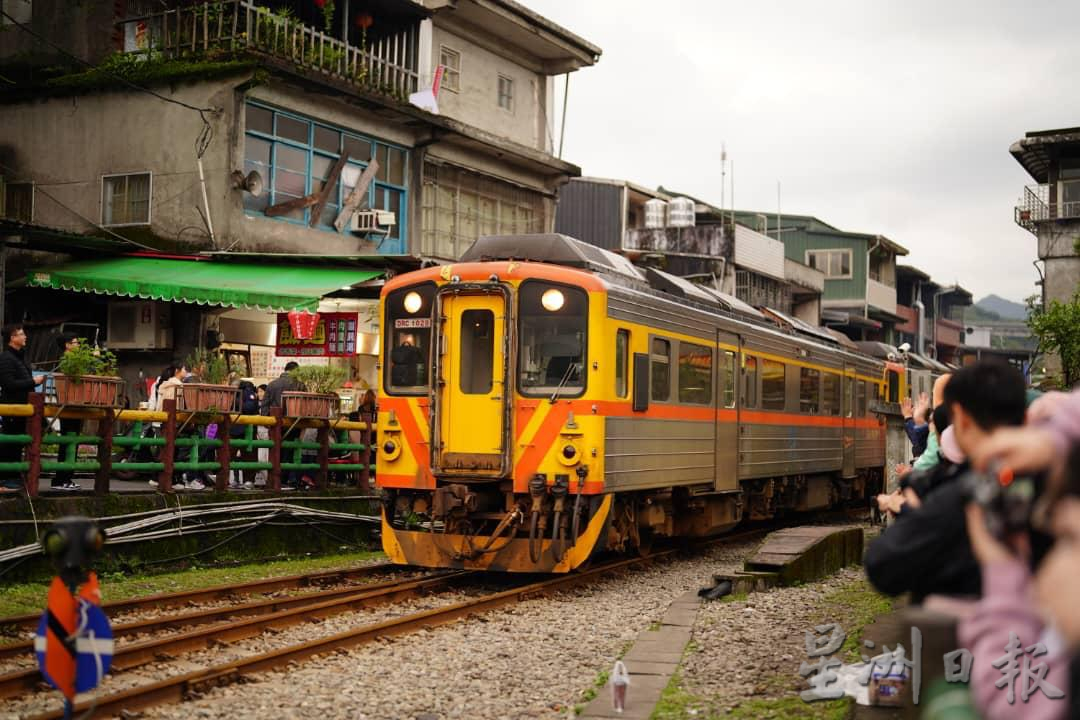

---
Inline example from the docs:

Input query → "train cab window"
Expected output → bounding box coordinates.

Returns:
[762,359,786,411]
[743,355,758,408]
[385,284,436,395]
[799,367,821,414]
[518,282,587,397]
[722,351,736,408]
[678,342,712,404]
[856,380,867,417]
[650,338,671,402]
[459,309,494,394]
[822,372,840,416]
[615,329,629,398]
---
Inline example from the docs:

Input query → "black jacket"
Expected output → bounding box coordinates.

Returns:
[0,346,37,404]
[865,469,981,602]
[260,372,301,414]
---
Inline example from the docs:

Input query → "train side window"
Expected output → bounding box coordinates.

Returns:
[799,367,820,414]
[856,380,867,417]
[678,342,713,404]
[615,329,629,398]
[762,358,786,411]
[743,355,758,408]
[843,376,854,418]
[822,372,840,416]
[887,370,900,403]
[650,337,671,402]
[722,351,736,408]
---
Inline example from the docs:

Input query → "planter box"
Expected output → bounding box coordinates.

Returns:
[53,374,124,408]
[177,383,240,413]
[282,391,340,419]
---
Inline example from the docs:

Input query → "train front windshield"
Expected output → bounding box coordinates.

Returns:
[518,282,588,397]
[385,284,436,394]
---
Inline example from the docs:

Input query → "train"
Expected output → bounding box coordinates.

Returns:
[375,234,909,572]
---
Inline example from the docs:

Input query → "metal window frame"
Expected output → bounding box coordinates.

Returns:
[804,248,853,280]
[496,73,514,112]
[242,102,408,246]
[100,171,152,227]
[2,181,35,223]
[439,45,461,93]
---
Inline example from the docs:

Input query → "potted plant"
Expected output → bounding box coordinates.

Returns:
[54,341,123,407]
[176,348,240,413]
[283,364,348,419]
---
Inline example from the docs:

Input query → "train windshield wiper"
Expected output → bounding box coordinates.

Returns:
[549,362,577,404]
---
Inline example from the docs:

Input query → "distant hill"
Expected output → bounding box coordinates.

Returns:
[974,294,1028,321]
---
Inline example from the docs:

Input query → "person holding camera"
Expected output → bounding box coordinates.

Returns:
[865,362,1028,601]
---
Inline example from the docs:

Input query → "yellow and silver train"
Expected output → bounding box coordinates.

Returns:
[376,234,904,572]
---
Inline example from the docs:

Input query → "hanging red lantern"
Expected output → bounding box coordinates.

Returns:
[355,12,373,29]
[288,310,321,340]
[313,0,326,8]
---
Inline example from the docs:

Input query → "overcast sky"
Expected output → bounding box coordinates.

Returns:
[526,0,1080,304]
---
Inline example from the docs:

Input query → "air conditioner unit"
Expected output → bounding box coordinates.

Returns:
[107,301,173,349]
[350,210,396,233]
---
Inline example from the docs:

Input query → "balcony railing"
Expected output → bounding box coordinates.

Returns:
[866,278,897,314]
[119,1,419,99]
[1014,184,1080,235]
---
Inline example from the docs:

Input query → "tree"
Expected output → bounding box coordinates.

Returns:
[1028,291,1080,387]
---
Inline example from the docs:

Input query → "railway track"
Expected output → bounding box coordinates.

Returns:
[0,561,401,635]
[5,525,782,720]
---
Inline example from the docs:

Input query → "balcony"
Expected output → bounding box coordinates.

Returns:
[935,318,963,349]
[865,277,897,315]
[1014,184,1080,235]
[118,1,420,100]
[894,304,918,334]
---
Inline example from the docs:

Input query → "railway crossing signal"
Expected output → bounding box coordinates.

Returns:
[34,517,111,716]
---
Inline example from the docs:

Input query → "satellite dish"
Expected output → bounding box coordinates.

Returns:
[230,169,264,197]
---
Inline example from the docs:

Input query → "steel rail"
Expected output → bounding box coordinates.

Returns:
[24,531,784,720]
[0,570,441,662]
[0,571,471,699]
[0,562,400,633]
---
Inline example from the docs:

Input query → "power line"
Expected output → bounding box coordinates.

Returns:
[0,8,220,158]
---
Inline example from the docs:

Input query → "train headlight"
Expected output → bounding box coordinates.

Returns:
[541,288,565,312]
[562,444,576,459]
[382,438,401,460]
[558,443,580,466]
[403,291,423,314]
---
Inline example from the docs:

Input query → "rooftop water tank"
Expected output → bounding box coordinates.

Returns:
[668,197,696,228]
[644,198,667,228]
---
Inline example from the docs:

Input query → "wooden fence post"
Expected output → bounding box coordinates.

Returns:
[216,414,231,492]
[315,422,329,490]
[358,410,373,493]
[95,408,114,496]
[159,398,176,492]
[269,406,282,491]
[25,393,43,497]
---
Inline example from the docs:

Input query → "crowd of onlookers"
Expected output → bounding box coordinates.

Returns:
[867,360,1080,718]
[0,322,374,494]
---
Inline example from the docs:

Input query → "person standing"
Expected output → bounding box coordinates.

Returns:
[261,362,301,489]
[0,324,45,493]
[50,333,82,490]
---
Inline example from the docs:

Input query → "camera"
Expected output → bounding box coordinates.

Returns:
[964,466,1036,539]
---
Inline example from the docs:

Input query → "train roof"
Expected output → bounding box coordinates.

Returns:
[457,234,903,370]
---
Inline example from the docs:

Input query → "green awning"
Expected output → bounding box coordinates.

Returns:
[28,257,382,312]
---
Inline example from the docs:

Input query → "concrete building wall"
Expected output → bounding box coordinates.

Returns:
[429,22,549,152]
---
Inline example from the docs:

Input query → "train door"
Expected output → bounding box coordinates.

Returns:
[431,288,512,476]
[841,366,856,478]
[714,332,739,492]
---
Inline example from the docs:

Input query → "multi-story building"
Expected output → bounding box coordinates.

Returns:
[731,211,907,343]
[0,0,599,394]
[1011,126,1080,379]
[894,264,972,365]
[554,178,825,323]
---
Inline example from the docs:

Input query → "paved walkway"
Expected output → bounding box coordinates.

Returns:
[579,590,702,719]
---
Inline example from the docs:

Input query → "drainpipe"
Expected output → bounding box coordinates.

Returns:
[865,237,882,339]
[914,298,925,357]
